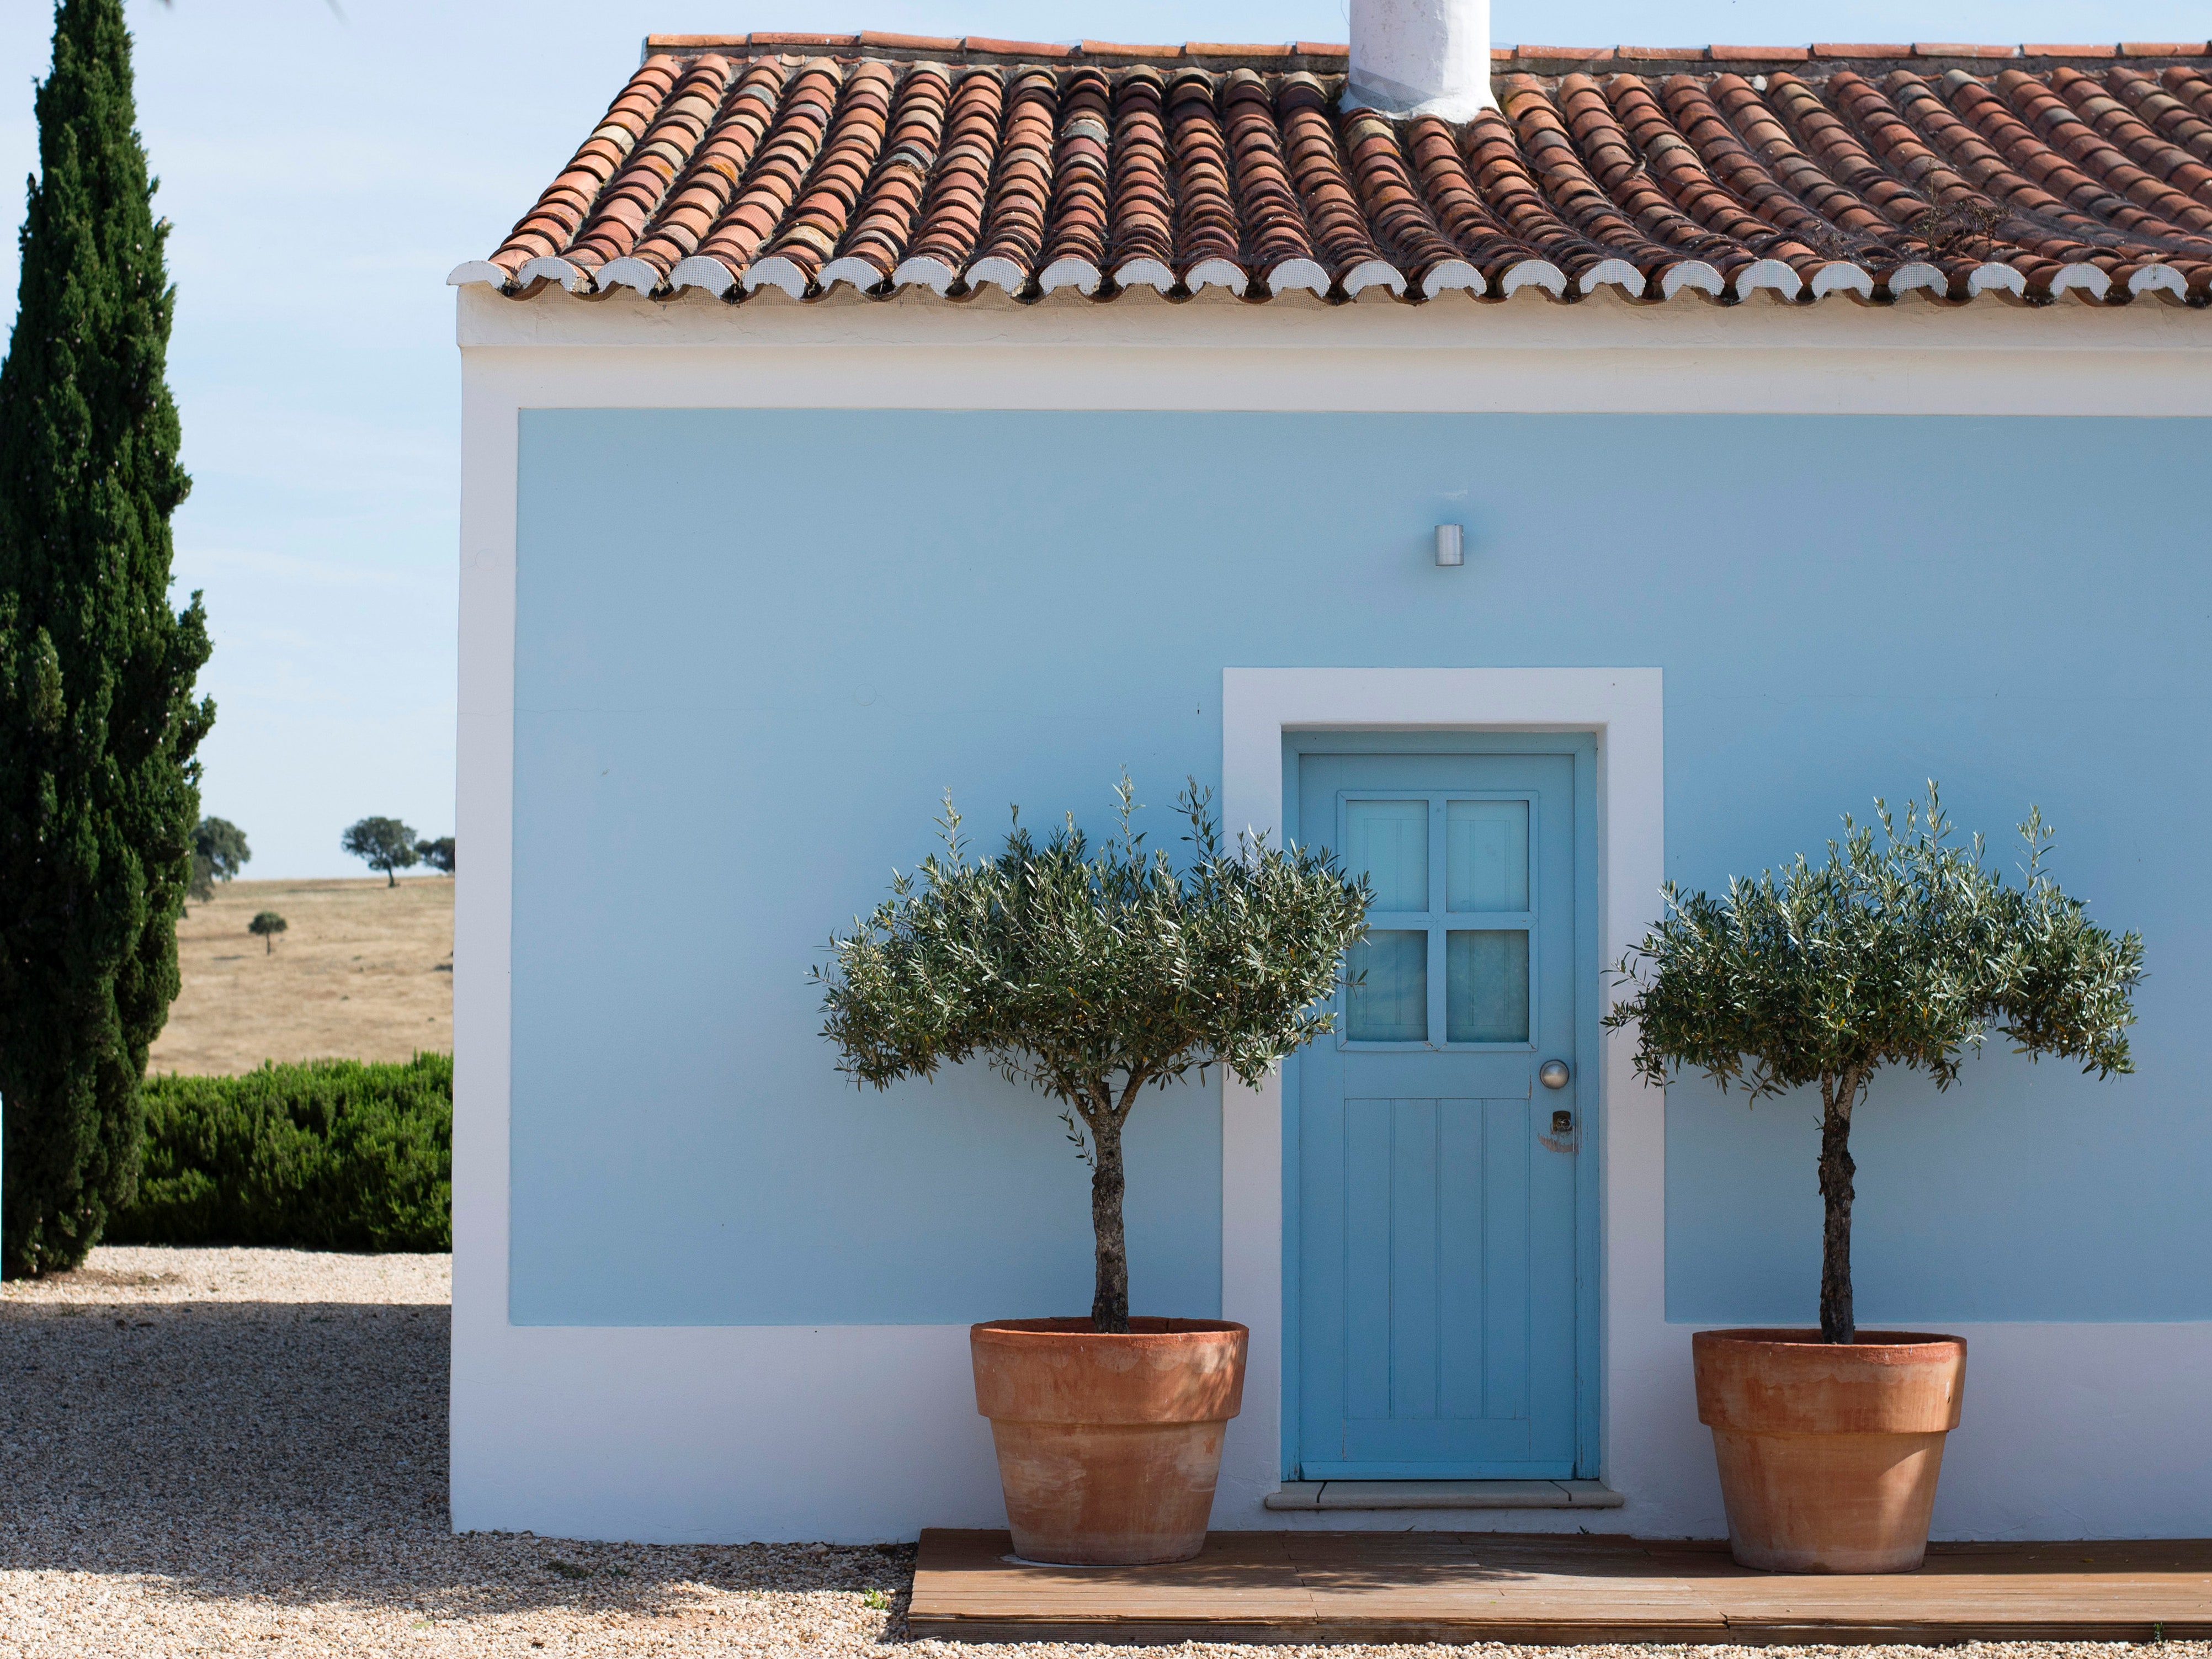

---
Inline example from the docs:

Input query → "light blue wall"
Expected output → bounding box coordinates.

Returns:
[509,408,2212,1327]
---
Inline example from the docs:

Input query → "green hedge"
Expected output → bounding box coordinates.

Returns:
[106,1054,451,1251]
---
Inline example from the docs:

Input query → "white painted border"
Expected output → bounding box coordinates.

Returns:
[453,312,2212,1543]
[1213,668,1666,1531]
[451,329,518,1529]
[457,286,2212,417]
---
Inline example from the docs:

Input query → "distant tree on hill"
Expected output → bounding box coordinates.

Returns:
[0,0,214,1278]
[416,836,454,876]
[187,815,250,903]
[342,816,418,886]
[247,911,286,954]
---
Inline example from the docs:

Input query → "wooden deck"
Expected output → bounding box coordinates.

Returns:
[911,1529,2212,1645]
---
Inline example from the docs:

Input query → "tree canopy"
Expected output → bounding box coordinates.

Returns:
[816,777,1370,1330]
[0,0,212,1277]
[247,910,286,954]
[187,815,249,903]
[415,835,454,876]
[1604,789,2140,1341]
[342,816,418,886]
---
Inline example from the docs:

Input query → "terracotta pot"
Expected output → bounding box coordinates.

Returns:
[970,1317,1248,1566]
[1693,1328,1968,1573]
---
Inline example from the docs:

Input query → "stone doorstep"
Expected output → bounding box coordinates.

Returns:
[1263,1478,1625,1511]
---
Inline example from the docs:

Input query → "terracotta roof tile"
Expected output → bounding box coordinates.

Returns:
[1080,41,1182,59]
[464,39,2212,309]
[858,31,963,52]
[748,31,859,48]
[960,36,1072,60]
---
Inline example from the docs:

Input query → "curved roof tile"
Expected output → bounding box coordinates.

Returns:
[453,39,2212,306]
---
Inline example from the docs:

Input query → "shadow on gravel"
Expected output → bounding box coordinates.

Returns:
[0,1296,916,1631]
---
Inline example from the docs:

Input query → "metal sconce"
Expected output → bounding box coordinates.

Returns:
[1435,524,1465,566]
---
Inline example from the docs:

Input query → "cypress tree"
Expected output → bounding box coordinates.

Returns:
[0,0,211,1276]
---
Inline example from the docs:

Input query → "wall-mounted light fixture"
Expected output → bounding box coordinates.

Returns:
[1435,524,1465,567]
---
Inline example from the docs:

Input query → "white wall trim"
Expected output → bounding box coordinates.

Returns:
[451,344,518,1527]
[457,286,2212,418]
[1213,667,1667,1531]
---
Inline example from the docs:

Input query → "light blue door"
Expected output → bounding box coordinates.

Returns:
[1295,749,1584,1479]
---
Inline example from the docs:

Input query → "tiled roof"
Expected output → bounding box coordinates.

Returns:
[447,36,2212,307]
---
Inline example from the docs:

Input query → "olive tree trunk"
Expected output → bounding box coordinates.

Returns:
[1817,1072,1859,1344]
[1088,1107,1129,1333]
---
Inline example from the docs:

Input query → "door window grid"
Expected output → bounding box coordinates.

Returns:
[1342,793,1536,1050]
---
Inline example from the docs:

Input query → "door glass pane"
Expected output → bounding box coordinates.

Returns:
[1348,930,1428,1041]
[1447,800,1529,912]
[1447,929,1530,1043]
[1347,800,1428,911]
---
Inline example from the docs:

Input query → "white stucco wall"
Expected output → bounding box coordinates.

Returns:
[453,287,2212,1543]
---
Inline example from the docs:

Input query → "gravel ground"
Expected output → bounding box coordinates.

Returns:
[2,1247,2202,1659]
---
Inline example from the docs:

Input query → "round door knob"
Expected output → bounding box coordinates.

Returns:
[1539,1059,1571,1090]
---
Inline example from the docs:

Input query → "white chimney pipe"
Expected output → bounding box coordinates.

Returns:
[1345,0,1496,119]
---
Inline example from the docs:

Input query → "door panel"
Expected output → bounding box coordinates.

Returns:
[1296,752,1581,1480]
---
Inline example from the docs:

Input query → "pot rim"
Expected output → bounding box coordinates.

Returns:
[972,1316,1248,1341]
[1693,1326,1966,1354]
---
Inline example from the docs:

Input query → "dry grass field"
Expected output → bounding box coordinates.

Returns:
[147,875,453,1077]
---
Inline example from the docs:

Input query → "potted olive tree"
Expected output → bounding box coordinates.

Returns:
[816,778,1367,1565]
[1605,790,2140,1572]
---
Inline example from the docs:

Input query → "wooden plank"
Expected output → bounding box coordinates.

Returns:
[911,1529,2212,1646]
[1649,1535,2212,1643]
[1291,1531,1729,1639]
[1650,1535,2212,1637]
[910,1528,1318,1641]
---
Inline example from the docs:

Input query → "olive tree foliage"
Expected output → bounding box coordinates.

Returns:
[1604,788,2140,1344]
[815,777,1371,1332]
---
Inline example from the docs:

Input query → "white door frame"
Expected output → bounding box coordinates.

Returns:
[1214,667,1668,1527]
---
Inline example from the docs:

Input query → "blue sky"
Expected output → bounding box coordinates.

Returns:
[2,0,2204,874]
